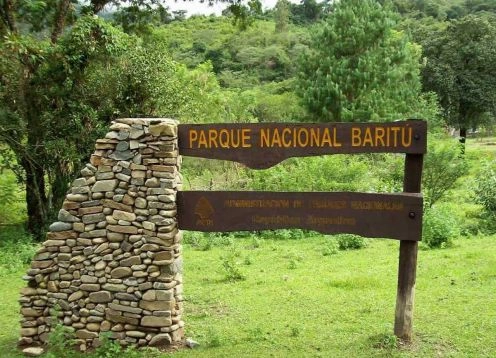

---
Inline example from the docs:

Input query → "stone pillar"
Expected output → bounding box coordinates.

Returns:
[19,118,184,351]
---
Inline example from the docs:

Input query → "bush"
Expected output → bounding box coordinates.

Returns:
[0,227,38,275]
[422,207,458,248]
[422,140,468,208]
[474,161,496,213]
[336,234,367,251]
[473,161,496,233]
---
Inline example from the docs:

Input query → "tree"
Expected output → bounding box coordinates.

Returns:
[421,14,496,147]
[297,0,436,122]
[274,0,290,33]
[0,0,239,239]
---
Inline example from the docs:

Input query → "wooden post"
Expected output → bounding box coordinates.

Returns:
[394,153,423,341]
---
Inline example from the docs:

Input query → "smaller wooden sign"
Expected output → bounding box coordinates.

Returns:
[177,191,423,241]
[178,121,427,168]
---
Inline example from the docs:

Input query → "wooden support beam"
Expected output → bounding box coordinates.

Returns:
[394,153,423,341]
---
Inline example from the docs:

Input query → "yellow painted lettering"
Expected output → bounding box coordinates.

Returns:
[189,130,198,148]
[374,127,385,147]
[362,128,373,147]
[351,128,361,146]
[260,129,270,147]
[219,129,230,148]
[282,128,292,148]
[242,129,252,148]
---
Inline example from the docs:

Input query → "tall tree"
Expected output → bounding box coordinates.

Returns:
[274,0,290,33]
[421,14,496,145]
[0,0,237,239]
[297,0,436,122]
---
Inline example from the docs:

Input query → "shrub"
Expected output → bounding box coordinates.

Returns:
[474,161,496,213]
[422,140,468,208]
[220,252,246,282]
[0,227,38,275]
[336,234,367,251]
[422,207,458,248]
[322,238,339,256]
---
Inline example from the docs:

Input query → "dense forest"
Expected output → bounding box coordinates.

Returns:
[1,1,496,356]
[0,0,495,241]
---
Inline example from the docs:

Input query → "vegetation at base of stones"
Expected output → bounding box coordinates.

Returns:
[43,322,162,358]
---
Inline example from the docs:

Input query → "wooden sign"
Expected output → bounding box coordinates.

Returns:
[178,121,427,168]
[177,191,422,241]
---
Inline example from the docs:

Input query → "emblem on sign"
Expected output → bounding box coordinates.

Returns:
[194,196,214,227]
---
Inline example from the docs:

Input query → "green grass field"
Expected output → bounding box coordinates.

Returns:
[1,235,495,357]
[0,136,495,357]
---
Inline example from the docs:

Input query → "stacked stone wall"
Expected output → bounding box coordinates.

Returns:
[19,118,184,351]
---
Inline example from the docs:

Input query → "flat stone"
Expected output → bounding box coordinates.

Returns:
[111,267,132,278]
[82,213,106,224]
[49,222,73,232]
[81,275,99,284]
[105,312,139,325]
[149,333,172,346]
[86,323,101,332]
[112,210,136,222]
[145,178,160,188]
[107,232,125,242]
[116,141,129,151]
[31,260,54,269]
[139,300,172,311]
[108,303,142,314]
[120,256,141,267]
[150,165,174,172]
[135,198,147,209]
[149,123,177,137]
[110,150,134,161]
[80,284,100,292]
[21,308,43,317]
[126,331,146,338]
[107,225,138,234]
[131,170,146,179]
[58,209,80,222]
[22,347,45,356]
[20,328,38,336]
[44,240,65,247]
[141,315,172,327]
[68,291,84,302]
[101,199,133,212]
[92,180,118,192]
[89,291,112,303]
[78,206,103,215]
[66,194,88,202]
[95,171,114,180]
[76,329,98,339]
[102,283,127,292]
[154,251,173,261]
[46,230,77,240]
[129,128,145,139]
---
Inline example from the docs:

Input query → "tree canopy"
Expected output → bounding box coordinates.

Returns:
[297,0,435,122]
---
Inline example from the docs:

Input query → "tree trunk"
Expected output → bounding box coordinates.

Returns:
[22,158,48,241]
[459,127,467,155]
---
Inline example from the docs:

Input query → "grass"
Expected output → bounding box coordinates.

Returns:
[0,235,495,357]
[0,135,495,357]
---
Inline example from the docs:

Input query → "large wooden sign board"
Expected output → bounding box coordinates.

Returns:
[176,120,426,341]
[178,191,422,241]
[178,121,426,168]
